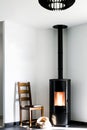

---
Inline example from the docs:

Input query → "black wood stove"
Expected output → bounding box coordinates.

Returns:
[49,25,71,126]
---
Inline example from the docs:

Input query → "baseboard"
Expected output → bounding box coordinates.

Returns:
[4,121,20,127]
[4,120,87,128]
[70,120,87,126]
[4,119,37,128]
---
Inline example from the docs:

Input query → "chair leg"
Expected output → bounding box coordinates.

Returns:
[20,109,22,126]
[29,108,32,127]
[41,107,44,116]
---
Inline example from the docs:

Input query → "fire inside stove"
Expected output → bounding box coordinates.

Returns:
[54,92,65,106]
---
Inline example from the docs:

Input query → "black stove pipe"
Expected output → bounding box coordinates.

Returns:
[53,25,67,79]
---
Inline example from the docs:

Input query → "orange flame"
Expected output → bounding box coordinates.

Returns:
[54,92,65,106]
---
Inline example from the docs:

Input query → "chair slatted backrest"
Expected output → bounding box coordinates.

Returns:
[18,82,32,107]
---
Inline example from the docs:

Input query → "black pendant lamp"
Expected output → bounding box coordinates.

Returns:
[38,0,75,11]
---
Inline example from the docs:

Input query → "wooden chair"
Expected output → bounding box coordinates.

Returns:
[18,82,44,127]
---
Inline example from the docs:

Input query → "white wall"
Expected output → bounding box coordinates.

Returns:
[35,29,58,117]
[67,24,87,122]
[4,21,37,123]
[4,21,58,123]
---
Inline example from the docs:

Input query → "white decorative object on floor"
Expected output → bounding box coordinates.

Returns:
[36,116,52,129]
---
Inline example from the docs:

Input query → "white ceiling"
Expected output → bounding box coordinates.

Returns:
[0,0,87,28]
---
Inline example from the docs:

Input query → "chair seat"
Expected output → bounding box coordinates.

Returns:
[21,105,43,110]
